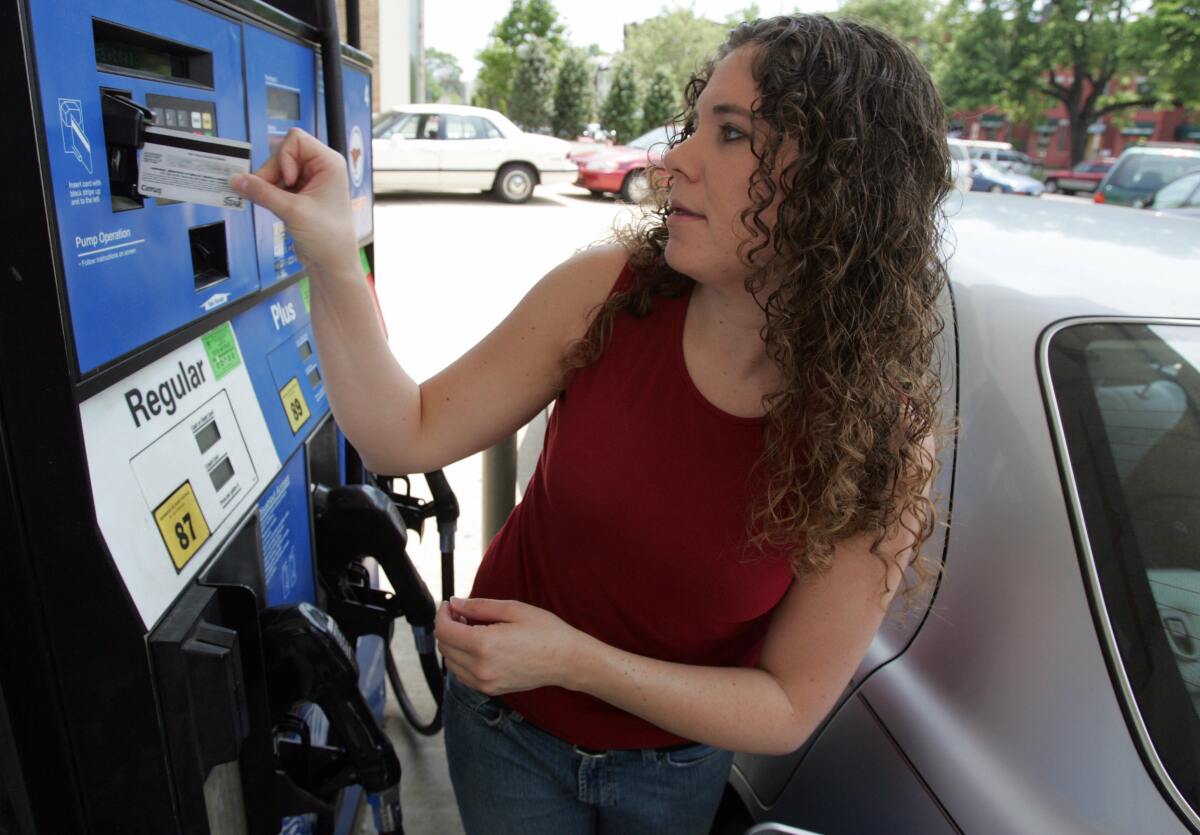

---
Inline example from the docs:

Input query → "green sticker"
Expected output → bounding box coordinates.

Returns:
[359,248,372,277]
[202,322,241,381]
[300,277,311,313]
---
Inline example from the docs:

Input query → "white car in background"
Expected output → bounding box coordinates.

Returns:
[947,137,973,192]
[371,103,577,203]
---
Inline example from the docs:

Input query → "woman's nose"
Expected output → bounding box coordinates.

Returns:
[663,134,698,182]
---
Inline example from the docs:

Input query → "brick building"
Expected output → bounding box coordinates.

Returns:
[947,72,1200,166]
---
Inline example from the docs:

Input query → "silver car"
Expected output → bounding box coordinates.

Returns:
[719,195,1200,834]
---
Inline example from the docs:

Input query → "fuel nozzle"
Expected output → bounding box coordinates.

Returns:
[260,602,402,833]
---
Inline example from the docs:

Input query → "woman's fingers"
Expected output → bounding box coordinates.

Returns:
[230,172,294,221]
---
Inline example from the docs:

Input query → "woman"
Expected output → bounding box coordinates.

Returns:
[233,14,950,835]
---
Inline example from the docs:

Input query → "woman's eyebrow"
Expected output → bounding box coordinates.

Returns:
[712,103,753,118]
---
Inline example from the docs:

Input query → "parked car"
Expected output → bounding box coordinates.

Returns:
[964,142,1036,176]
[573,125,674,202]
[371,104,577,203]
[1145,170,1200,219]
[1094,142,1200,207]
[1042,159,1115,195]
[717,194,1200,834]
[947,138,973,192]
[970,160,1044,196]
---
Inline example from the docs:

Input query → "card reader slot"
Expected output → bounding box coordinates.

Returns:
[190,222,229,290]
[100,89,150,212]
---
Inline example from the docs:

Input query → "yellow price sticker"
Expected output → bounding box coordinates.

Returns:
[153,481,211,572]
[279,377,311,434]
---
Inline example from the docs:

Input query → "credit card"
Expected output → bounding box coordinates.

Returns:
[137,127,251,210]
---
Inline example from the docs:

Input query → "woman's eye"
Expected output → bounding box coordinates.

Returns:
[720,124,746,142]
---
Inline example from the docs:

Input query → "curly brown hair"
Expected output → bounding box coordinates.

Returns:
[564,15,952,585]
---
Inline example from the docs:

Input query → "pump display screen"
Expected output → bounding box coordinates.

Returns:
[297,340,312,360]
[209,456,235,491]
[267,84,301,121]
[307,367,321,387]
[194,420,221,454]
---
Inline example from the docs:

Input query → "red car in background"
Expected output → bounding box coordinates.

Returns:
[573,125,672,202]
[1042,159,1115,195]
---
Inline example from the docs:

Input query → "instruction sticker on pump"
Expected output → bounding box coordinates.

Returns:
[137,127,250,209]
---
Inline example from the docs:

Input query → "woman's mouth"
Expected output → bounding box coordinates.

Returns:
[667,201,705,223]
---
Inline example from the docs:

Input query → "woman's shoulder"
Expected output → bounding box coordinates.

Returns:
[531,242,632,331]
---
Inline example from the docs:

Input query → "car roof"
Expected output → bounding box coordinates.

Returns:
[1116,143,1200,158]
[946,194,1200,324]
[378,103,518,128]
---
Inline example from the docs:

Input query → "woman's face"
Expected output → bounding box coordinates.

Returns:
[662,46,774,288]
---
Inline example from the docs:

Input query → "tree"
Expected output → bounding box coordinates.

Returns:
[552,49,593,139]
[641,68,677,133]
[934,0,1200,166]
[622,9,728,102]
[509,39,555,131]
[424,48,465,103]
[835,0,937,65]
[473,0,568,113]
[601,61,640,144]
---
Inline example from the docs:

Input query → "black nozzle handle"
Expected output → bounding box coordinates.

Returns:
[423,470,459,525]
[313,483,437,627]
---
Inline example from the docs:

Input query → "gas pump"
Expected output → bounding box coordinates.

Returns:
[0,0,430,832]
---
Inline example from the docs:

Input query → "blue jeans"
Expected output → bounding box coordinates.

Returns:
[443,672,734,835]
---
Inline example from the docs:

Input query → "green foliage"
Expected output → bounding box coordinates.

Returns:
[621,9,728,100]
[552,49,594,139]
[725,4,762,24]
[641,68,677,134]
[835,0,936,64]
[931,0,1199,164]
[601,61,641,145]
[473,0,567,114]
[1132,0,1200,105]
[510,39,556,131]
[424,48,465,103]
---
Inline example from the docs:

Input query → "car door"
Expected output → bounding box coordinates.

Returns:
[372,112,440,191]
[437,114,505,191]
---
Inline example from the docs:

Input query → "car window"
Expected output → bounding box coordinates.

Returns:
[1153,172,1200,209]
[417,114,441,140]
[948,144,970,164]
[1047,321,1200,821]
[481,119,503,139]
[1111,153,1200,192]
[444,115,491,140]
[629,125,672,150]
[374,113,418,140]
[373,113,412,139]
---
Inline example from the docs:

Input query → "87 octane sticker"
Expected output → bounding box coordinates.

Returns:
[153,481,211,572]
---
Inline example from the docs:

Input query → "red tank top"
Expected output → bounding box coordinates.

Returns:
[470,262,795,749]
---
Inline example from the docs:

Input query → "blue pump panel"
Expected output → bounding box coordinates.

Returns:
[344,65,374,242]
[315,60,373,242]
[26,0,257,373]
[244,27,317,288]
[230,279,330,463]
[260,448,317,607]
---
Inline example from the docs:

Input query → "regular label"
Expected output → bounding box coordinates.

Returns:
[153,481,211,572]
[279,378,310,433]
[202,322,241,381]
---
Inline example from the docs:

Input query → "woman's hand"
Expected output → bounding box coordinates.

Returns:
[230,128,359,277]
[435,598,591,696]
